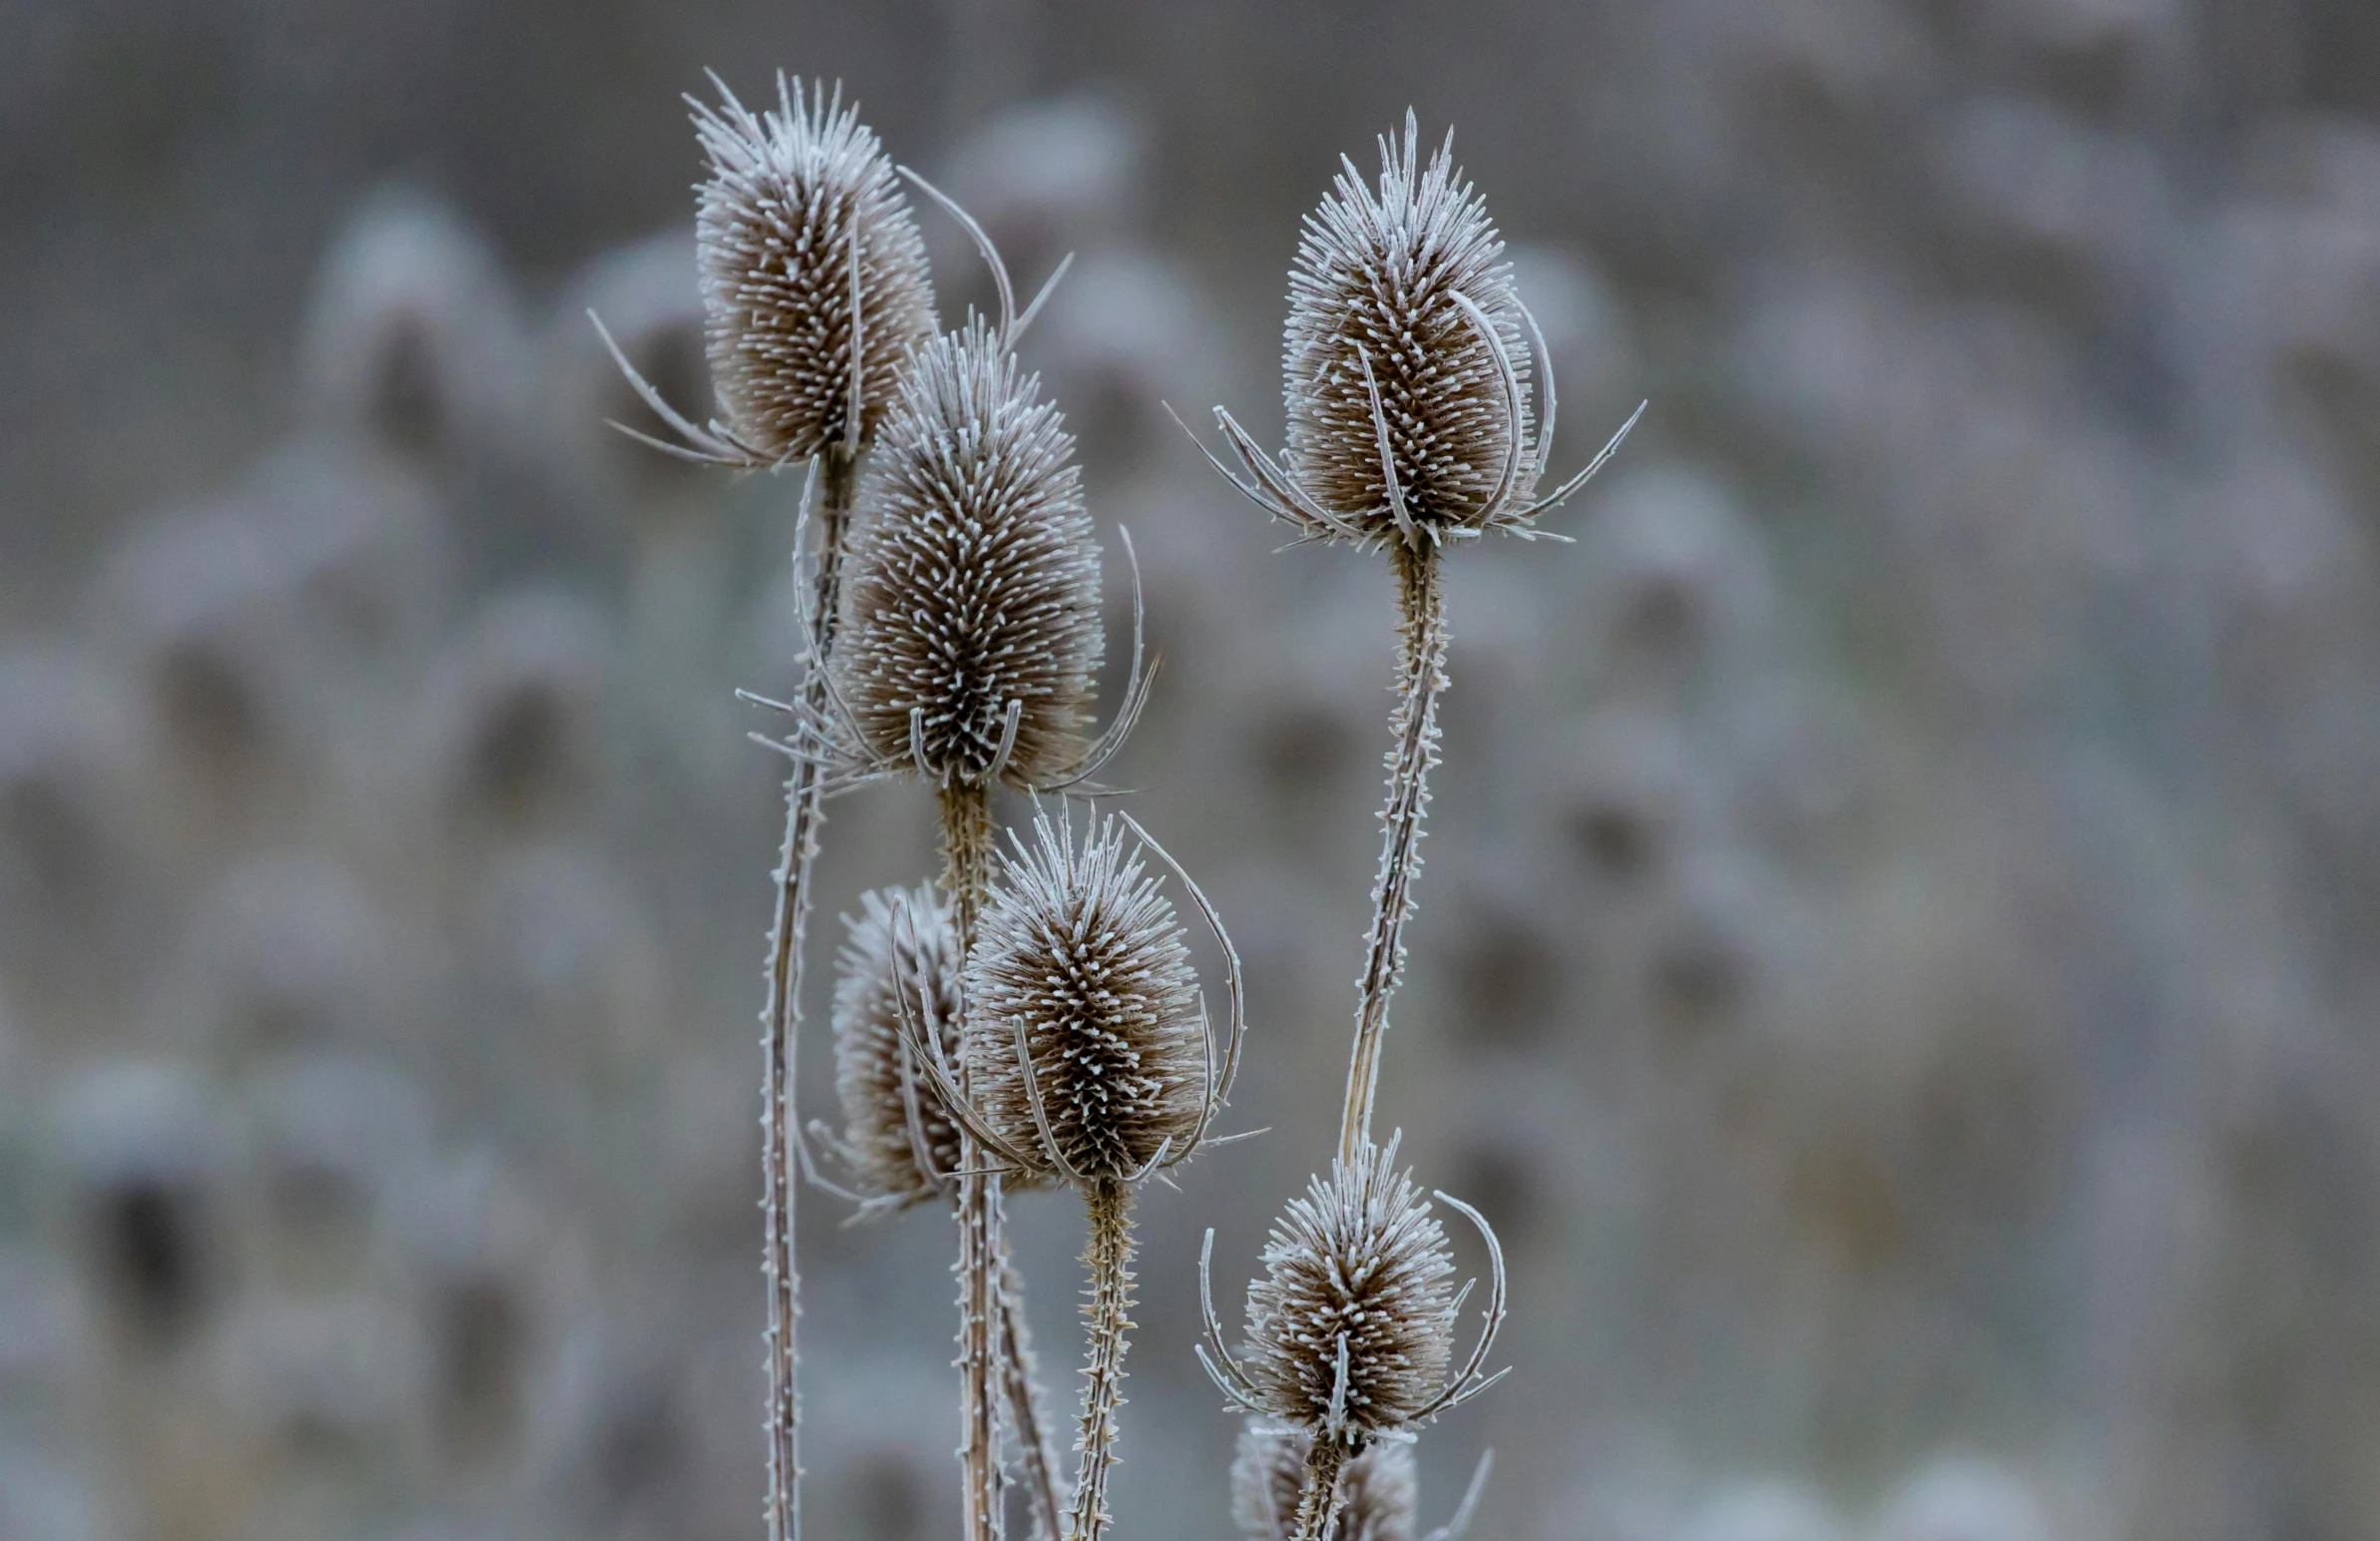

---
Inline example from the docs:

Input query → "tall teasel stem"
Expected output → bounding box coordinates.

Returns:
[1070,1178,1137,1541]
[596,74,936,1541]
[758,446,860,1541]
[1341,539,1448,1163]
[939,779,1007,1541]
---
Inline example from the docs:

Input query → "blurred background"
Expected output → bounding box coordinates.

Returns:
[5,1,2380,1538]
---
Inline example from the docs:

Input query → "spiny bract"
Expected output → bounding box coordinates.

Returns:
[836,318,1104,788]
[964,811,1204,1183]
[694,74,934,461]
[1242,1141,1459,1437]
[1283,110,1535,545]
[1231,1421,1416,1541]
[828,883,965,1210]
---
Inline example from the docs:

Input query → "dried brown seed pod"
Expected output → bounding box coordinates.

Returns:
[820,883,966,1214]
[1241,1140,1458,1434]
[597,75,935,468]
[1284,111,1533,543]
[1191,111,1640,553]
[962,810,1205,1185]
[1199,1137,1507,1452]
[832,319,1140,792]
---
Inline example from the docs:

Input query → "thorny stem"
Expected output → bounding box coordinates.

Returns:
[1068,1178,1137,1541]
[759,447,859,1541]
[942,780,1007,1541]
[1339,541,1448,1163]
[998,1225,1067,1541]
[1291,1437,1351,1541]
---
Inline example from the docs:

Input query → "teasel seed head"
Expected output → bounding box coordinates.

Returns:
[1232,1421,1416,1541]
[821,883,966,1214]
[1245,1140,1456,1435]
[1188,111,1643,552]
[833,318,1116,791]
[596,74,935,468]
[963,809,1235,1185]
[1284,111,1533,545]
[1199,1136,1508,1447]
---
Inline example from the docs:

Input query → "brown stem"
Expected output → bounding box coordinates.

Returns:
[1339,541,1448,1163]
[759,446,859,1541]
[1067,1178,1136,1541]
[997,1211,1067,1541]
[941,779,1006,1541]
[1291,1437,1351,1541]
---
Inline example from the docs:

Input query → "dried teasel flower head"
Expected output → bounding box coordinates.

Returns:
[815,883,968,1215]
[596,74,935,468]
[1232,1421,1417,1541]
[1190,111,1642,551]
[823,317,1152,793]
[951,809,1244,1186]
[1199,1136,1507,1447]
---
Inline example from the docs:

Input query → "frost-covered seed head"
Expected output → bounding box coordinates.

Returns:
[964,812,1204,1183]
[1283,112,1534,544]
[830,884,968,1211]
[1242,1143,1459,1436]
[837,318,1104,788]
[1231,1421,1415,1541]
[694,75,934,461]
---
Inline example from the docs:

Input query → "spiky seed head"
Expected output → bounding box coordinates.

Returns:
[694,75,935,461]
[837,318,1104,788]
[1242,1142,1459,1438]
[1283,111,1535,545]
[829,883,966,1211]
[963,812,1204,1184]
[1231,1421,1416,1541]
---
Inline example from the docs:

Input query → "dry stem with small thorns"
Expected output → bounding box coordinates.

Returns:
[594,70,934,1541]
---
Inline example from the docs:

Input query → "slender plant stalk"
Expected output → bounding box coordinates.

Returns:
[1068,1177,1137,1541]
[999,1228,1067,1541]
[759,446,860,1541]
[1292,1438,1350,1541]
[941,780,1007,1541]
[1339,540,1449,1162]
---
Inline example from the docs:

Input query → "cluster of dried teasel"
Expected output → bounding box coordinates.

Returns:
[602,76,1633,1541]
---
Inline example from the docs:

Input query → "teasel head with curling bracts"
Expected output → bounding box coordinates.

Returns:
[1182,109,1643,552]
[592,73,936,468]
[1197,1135,1509,1451]
[777,317,1158,797]
[887,806,1251,1191]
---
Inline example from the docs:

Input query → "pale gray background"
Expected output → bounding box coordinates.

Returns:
[5,2,2380,1538]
